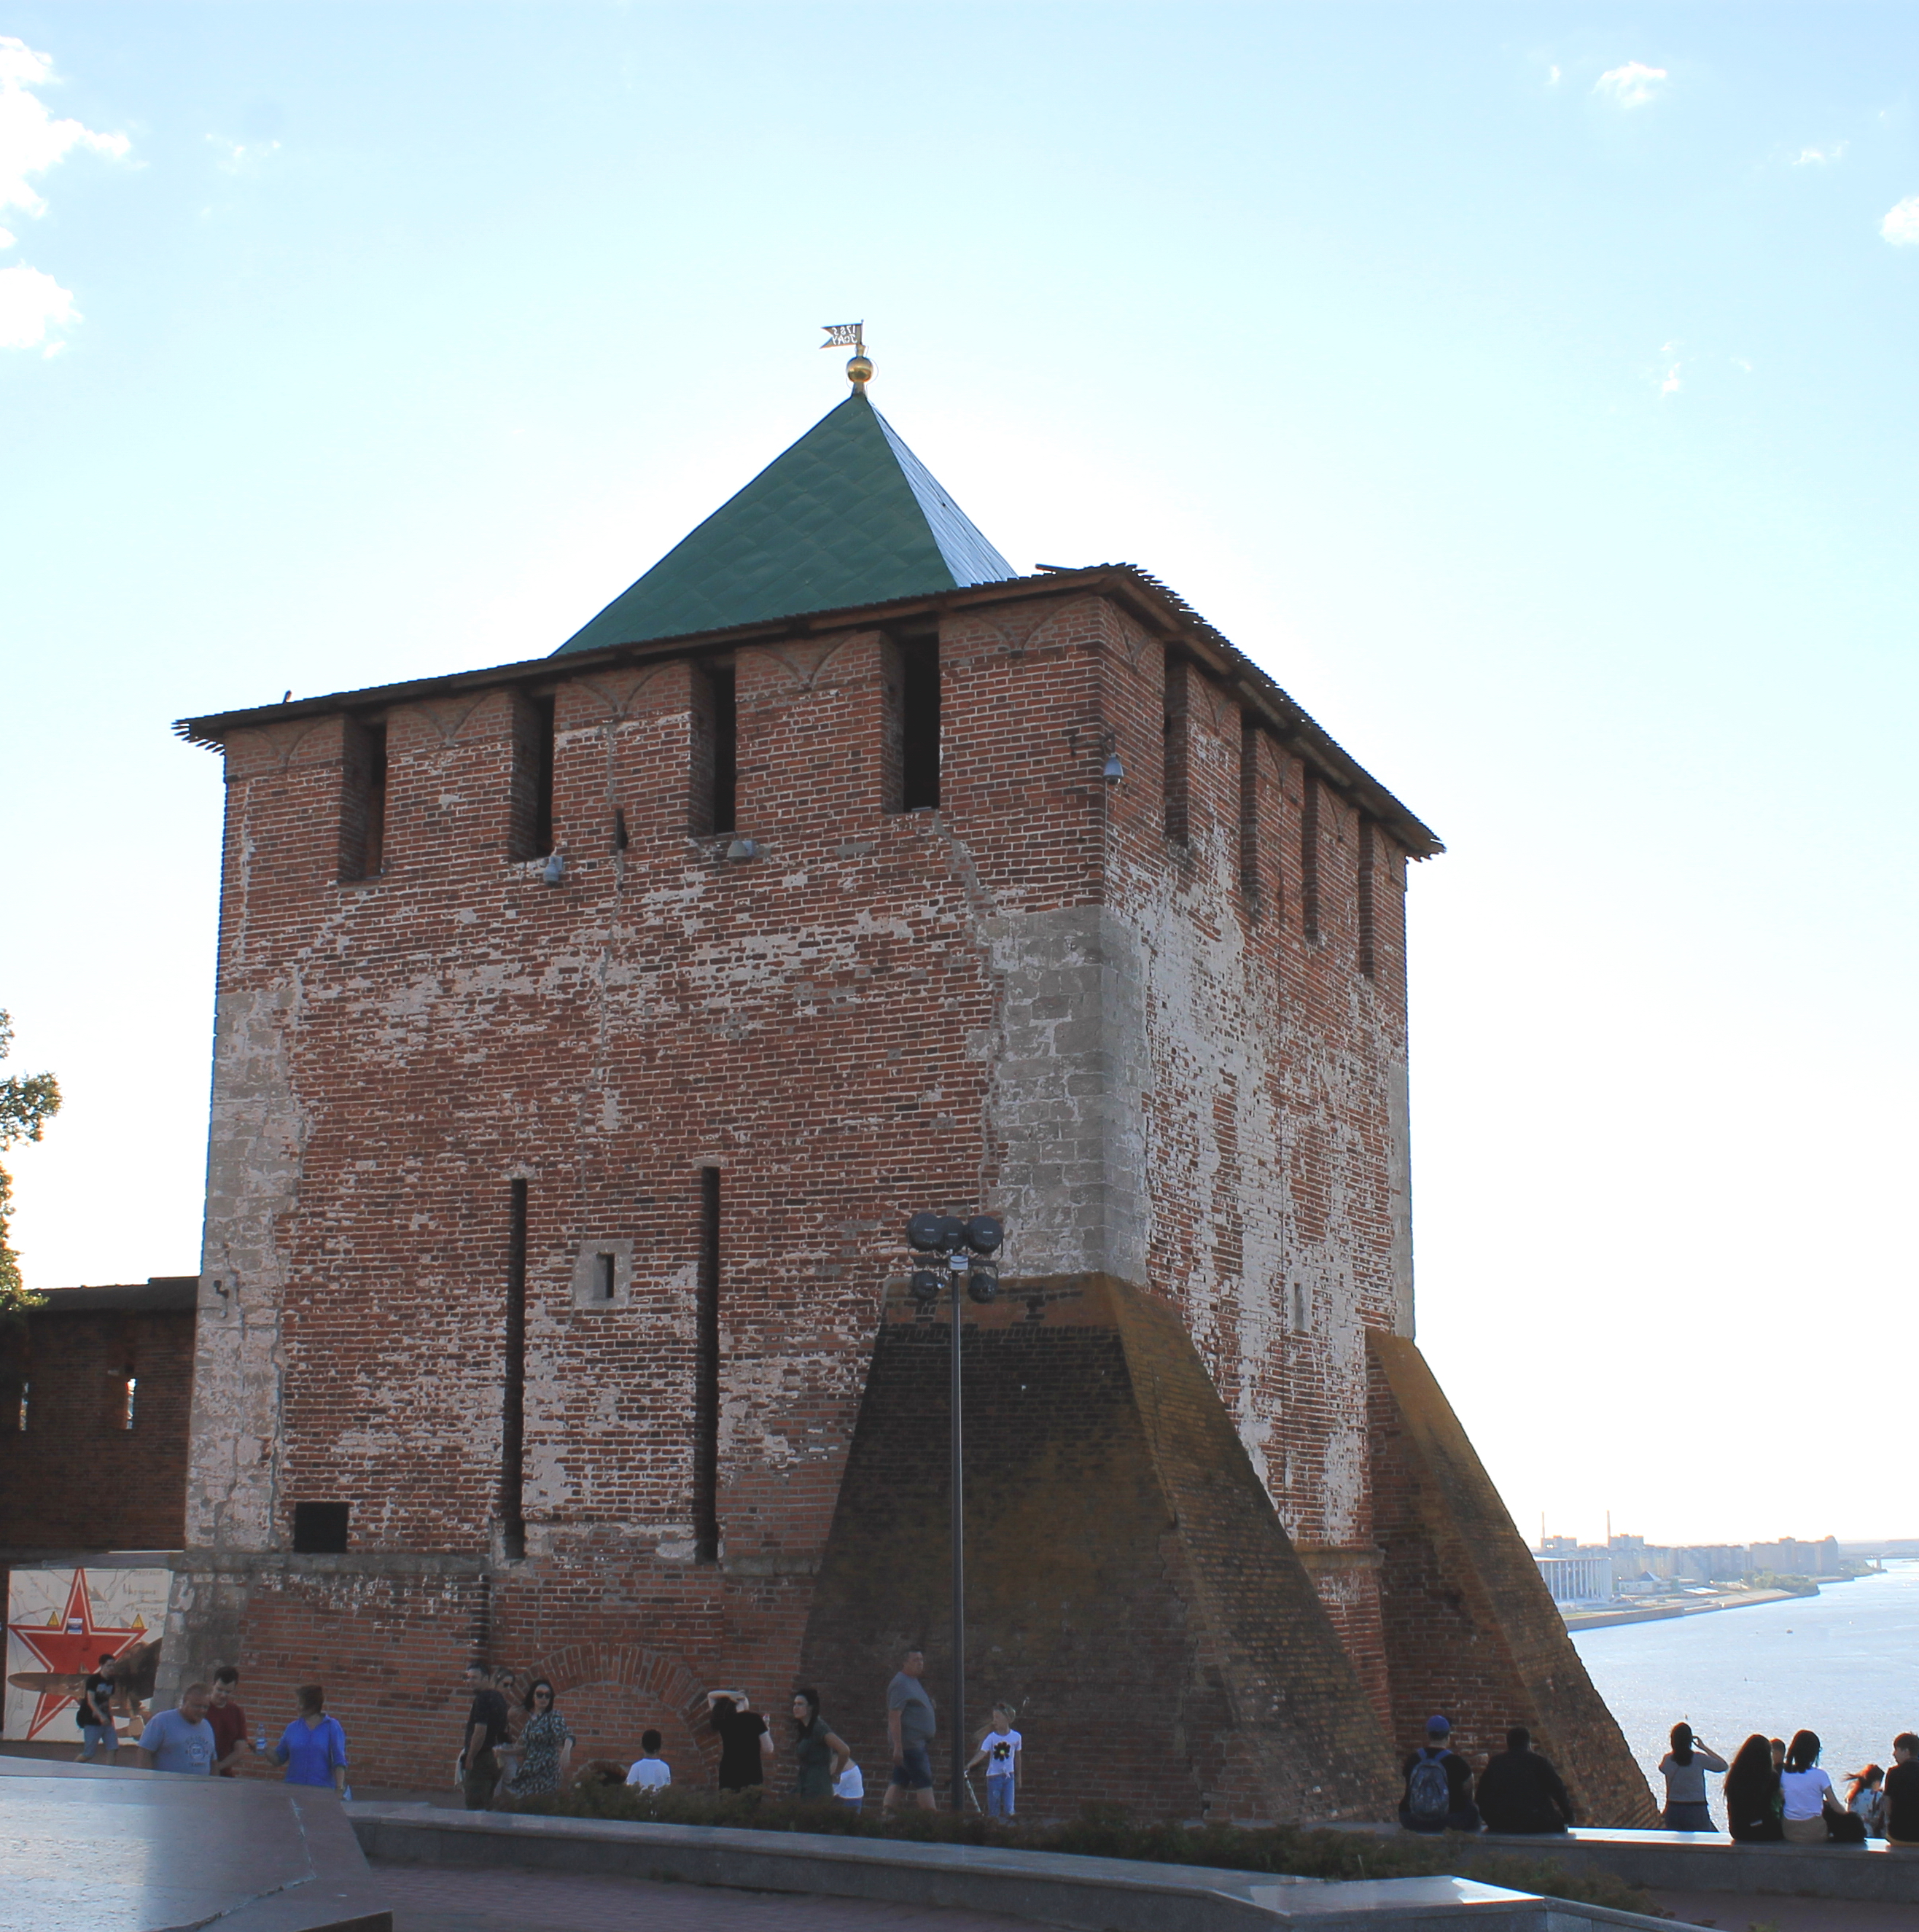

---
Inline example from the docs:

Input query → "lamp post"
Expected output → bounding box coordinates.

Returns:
[906,1210,1003,1812]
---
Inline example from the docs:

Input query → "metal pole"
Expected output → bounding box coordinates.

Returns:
[950,1267,965,1812]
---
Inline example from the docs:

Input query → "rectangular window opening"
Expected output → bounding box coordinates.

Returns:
[292,1502,350,1554]
[339,717,387,881]
[1237,712,1260,905]
[510,692,557,860]
[122,1375,137,1431]
[596,1252,616,1302]
[1358,816,1377,979]
[15,1379,27,1433]
[707,664,738,836]
[900,638,941,811]
[693,1167,721,1564]
[502,1178,528,1559]
[1301,770,1322,943]
[1162,655,1191,846]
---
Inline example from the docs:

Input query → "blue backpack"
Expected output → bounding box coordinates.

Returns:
[1408,1748,1452,1824]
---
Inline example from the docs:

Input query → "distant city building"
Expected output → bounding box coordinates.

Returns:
[1536,1553,1613,1606]
[1533,1531,1843,1605]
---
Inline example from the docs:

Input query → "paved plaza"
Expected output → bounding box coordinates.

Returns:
[374,1863,1919,1932]
[378,1862,1042,1932]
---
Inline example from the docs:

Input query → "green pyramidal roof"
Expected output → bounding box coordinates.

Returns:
[554,390,1016,654]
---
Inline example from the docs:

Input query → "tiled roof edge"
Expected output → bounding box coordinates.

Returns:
[174,567,1442,857]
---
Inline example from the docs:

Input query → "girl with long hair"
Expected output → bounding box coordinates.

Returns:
[1779,1729,1845,1843]
[1722,1732,1783,1842]
[1656,1721,1728,1832]
[1847,1764,1886,1839]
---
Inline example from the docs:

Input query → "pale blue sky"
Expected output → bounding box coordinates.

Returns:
[4,4,1915,1544]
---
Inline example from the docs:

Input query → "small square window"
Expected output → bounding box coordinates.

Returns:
[292,1502,350,1554]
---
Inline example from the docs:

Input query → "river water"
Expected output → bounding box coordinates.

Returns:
[1570,1560,1919,1804]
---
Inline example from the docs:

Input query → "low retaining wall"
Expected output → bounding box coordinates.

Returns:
[1330,1822,1919,1906]
[346,1804,1670,1930]
[1479,1826,1919,1905]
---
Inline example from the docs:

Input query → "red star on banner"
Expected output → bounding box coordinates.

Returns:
[7,1569,147,1740]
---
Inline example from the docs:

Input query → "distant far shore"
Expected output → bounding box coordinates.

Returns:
[1565,1579,1843,1632]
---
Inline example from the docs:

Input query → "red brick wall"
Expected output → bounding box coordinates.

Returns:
[0,1304,193,1550]
[171,574,1638,1815]
[798,1277,1400,1824]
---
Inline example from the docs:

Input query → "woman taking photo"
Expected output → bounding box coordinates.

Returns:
[498,1679,574,1800]
[789,1688,851,1801]
[1657,1723,1728,1832]
[1722,1733,1783,1842]
[1779,1730,1847,1843]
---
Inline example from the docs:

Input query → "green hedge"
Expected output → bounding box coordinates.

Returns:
[512,1783,1662,1917]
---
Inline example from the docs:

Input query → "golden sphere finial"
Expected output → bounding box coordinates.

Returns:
[846,354,873,387]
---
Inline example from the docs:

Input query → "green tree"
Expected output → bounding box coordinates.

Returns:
[0,1010,61,1321]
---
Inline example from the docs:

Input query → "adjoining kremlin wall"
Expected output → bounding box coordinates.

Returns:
[6,381,1658,1826]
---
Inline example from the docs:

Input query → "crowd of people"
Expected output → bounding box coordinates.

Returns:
[1397,1712,1919,1845]
[85,1643,1027,1818]
[1678,1726,1919,1845]
[109,1648,1910,1852]
[451,1643,1024,1815]
[74,1659,351,1792]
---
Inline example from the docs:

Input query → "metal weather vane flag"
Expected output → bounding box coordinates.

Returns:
[820,322,864,350]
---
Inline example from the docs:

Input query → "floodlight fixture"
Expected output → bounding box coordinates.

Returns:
[907,1212,946,1252]
[909,1269,943,1306]
[1102,752,1125,783]
[967,1266,999,1305]
[725,838,758,861]
[962,1215,1003,1255]
[542,854,567,885]
[935,1215,968,1253]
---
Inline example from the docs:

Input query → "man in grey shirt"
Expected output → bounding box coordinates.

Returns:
[883,1647,937,1812]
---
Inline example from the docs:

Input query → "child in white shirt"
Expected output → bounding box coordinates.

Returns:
[968,1705,1022,1818]
[626,1728,671,1788]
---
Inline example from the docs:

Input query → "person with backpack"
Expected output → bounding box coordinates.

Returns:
[1400,1714,1481,1833]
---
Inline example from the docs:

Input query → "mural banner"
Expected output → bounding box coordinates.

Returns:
[4,1565,169,1742]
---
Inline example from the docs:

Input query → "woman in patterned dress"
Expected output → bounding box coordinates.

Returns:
[500,1680,574,1799]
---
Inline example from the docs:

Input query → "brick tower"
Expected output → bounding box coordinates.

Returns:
[168,369,1653,1823]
